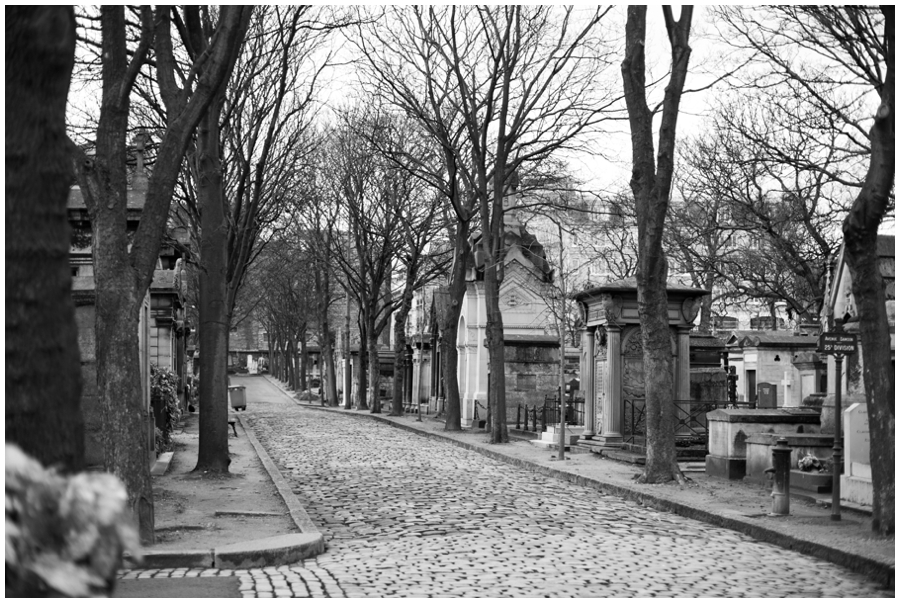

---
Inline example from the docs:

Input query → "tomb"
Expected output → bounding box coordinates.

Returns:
[572,278,709,450]
[705,408,821,480]
[456,209,569,428]
[744,432,834,485]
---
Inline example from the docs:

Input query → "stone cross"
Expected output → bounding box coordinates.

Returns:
[781,371,793,407]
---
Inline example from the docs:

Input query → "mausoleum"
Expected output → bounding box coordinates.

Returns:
[572,278,709,449]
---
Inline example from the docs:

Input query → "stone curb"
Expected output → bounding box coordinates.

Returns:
[150,451,175,476]
[136,399,325,570]
[293,398,893,589]
[236,414,324,538]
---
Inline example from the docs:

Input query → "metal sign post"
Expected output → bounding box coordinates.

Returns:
[817,326,857,521]
[830,353,844,521]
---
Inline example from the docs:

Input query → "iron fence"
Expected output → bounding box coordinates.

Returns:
[624,399,758,446]
[515,397,584,433]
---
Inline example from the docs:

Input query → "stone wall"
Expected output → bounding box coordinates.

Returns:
[503,343,558,417]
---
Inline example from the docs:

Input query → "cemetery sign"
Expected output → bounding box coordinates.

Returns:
[817,332,857,355]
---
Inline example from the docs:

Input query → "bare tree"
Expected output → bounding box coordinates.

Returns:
[621,5,693,484]
[669,122,844,330]
[136,7,324,470]
[356,6,618,442]
[6,7,84,471]
[715,4,894,537]
[68,6,251,541]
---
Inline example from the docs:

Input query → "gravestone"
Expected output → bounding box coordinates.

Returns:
[841,402,872,505]
[757,382,776,408]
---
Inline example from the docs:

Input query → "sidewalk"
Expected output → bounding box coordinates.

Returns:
[267,376,894,589]
[131,382,325,570]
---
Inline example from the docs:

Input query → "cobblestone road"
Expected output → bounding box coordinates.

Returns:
[119,380,892,598]
[232,385,890,598]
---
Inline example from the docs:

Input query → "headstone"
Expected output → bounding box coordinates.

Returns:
[757,382,776,408]
[841,403,872,505]
[844,403,870,475]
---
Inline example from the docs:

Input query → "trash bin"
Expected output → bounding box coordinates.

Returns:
[228,385,247,411]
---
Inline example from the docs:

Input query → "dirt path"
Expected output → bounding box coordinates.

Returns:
[147,410,296,553]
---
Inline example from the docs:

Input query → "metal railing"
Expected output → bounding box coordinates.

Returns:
[624,399,758,446]
[515,397,585,433]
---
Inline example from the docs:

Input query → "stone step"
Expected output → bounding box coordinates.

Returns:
[529,440,590,453]
[576,441,646,465]
[679,461,707,473]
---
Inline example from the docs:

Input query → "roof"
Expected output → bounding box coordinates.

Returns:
[504,334,559,345]
[726,330,819,348]
[573,276,709,300]
[67,186,147,211]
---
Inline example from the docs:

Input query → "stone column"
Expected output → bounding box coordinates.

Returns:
[597,324,623,447]
[676,326,692,435]
[581,327,596,438]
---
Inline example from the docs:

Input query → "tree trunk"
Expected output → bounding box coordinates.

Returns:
[483,260,509,444]
[442,226,470,431]
[368,331,382,413]
[356,335,368,410]
[196,95,230,474]
[86,7,157,542]
[297,337,306,391]
[390,277,416,416]
[323,331,338,406]
[622,5,693,484]
[5,7,84,472]
[295,341,302,390]
[841,9,894,535]
[96,291,155,541]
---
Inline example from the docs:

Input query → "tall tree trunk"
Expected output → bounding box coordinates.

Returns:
[323,330,338,406]
[483,260,509,444]
[196,94,230,473]
[390,275,416,416]
[841,7,894,536]
[368,330,382,413]
[442,226,470,431]
[5,7,84,471]
[356,335,368,410]
[294,333,310,391]
[89,7,157,542]
[622,5,693,484]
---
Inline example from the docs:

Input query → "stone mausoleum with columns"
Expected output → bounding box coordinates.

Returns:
[572,278,710,449]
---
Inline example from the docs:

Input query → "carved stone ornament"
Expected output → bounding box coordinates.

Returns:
[600,294,623,324]
[681,297,701,324]
[594,326,608,360]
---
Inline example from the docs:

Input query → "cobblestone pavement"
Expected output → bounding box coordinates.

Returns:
[120,380,893,598]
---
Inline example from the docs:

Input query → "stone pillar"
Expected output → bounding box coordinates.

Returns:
[596,324,623,447]
[581,327,595,438]
[676,326,692,435]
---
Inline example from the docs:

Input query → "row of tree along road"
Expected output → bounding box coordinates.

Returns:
[6,6,893,548]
